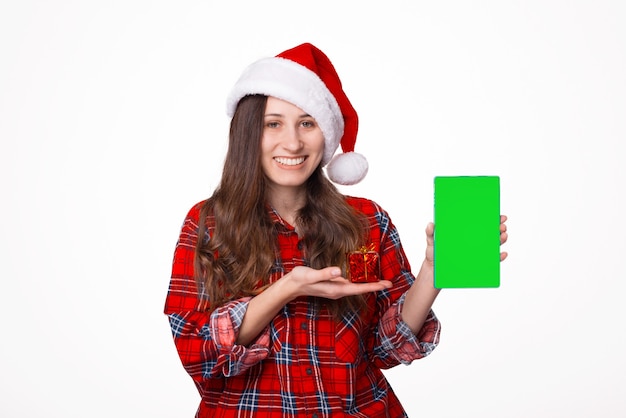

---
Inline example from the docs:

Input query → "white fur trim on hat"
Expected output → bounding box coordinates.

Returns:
[326,152,368,185]
[226,57,344,166]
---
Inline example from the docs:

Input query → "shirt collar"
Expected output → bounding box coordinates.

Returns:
[267,205,297,233]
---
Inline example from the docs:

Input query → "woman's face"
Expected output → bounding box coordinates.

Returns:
[261,96,325,192]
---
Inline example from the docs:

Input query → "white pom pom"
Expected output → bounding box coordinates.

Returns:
[326,152,368,185]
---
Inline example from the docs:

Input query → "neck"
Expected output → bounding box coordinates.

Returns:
[267,185,306,226]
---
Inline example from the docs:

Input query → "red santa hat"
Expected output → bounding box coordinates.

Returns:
[226,43,368,185]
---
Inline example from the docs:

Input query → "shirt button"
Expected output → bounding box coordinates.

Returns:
[301,322,308,330]
[312,414,318,418]
[306,368,313,375]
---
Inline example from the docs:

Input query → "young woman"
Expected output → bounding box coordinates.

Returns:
[164,43,508,417]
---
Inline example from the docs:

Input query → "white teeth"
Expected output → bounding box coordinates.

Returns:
[274,157,305,166]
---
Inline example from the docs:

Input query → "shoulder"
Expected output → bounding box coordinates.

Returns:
[183,199,209,222]
[344,195,387,217]
[176,200,211,239]
[344,195,397,238]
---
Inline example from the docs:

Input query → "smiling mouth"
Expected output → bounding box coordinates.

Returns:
[274,156,306,166]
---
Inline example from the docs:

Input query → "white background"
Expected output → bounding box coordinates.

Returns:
[1,1,624,417]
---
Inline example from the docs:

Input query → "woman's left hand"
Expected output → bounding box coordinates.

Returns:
[403,215,509,334]
[424,214,509,266]
[499,215,508,261]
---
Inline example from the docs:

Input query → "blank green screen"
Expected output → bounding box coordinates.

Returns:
[434,176,500,288]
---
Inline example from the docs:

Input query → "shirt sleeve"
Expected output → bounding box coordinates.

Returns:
[362,199,442,368]
[164,204,271,382]
[373,293,441,368]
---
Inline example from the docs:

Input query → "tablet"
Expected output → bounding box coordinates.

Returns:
[434,176,501,288]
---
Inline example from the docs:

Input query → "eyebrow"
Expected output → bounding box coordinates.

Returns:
[264,113,312,118]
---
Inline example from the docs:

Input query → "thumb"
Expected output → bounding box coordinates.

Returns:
[426,222,434,245]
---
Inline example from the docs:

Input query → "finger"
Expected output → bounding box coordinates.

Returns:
[337,280,393,297]
[325,266,343,278]
[500,214,508,224]
[329,277,392,289]
[316,279,393,300]
[500,251,508,262]
[291,265,343,285]
[425,222,434,245]
[500,222,507,233]
[352,280,393,292]
[311,266,343,282]
[500,231,508,245]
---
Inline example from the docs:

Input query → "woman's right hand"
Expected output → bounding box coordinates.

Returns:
[280,266,392,301]
[237,266,391,346]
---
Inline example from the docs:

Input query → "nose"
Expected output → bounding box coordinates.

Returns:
[282,126,304,152]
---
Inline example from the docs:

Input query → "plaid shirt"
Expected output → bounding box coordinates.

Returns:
[164,196,441,417]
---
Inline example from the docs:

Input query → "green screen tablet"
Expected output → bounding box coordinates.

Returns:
[434,176,500,288]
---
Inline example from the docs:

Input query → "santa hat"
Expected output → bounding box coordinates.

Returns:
[226,43,368,185]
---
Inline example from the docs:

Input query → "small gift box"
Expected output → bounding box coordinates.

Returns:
[347,244,380,283]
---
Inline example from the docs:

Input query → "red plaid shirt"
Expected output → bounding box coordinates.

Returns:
[164,196,441,417]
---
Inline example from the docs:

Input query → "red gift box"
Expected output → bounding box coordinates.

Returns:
[347,245,380,283]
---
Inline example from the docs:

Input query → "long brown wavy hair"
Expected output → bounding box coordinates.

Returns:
[195,94,369,318]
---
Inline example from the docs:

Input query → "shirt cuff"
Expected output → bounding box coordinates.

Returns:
[210,297,271,377]
[379,292,441,365]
